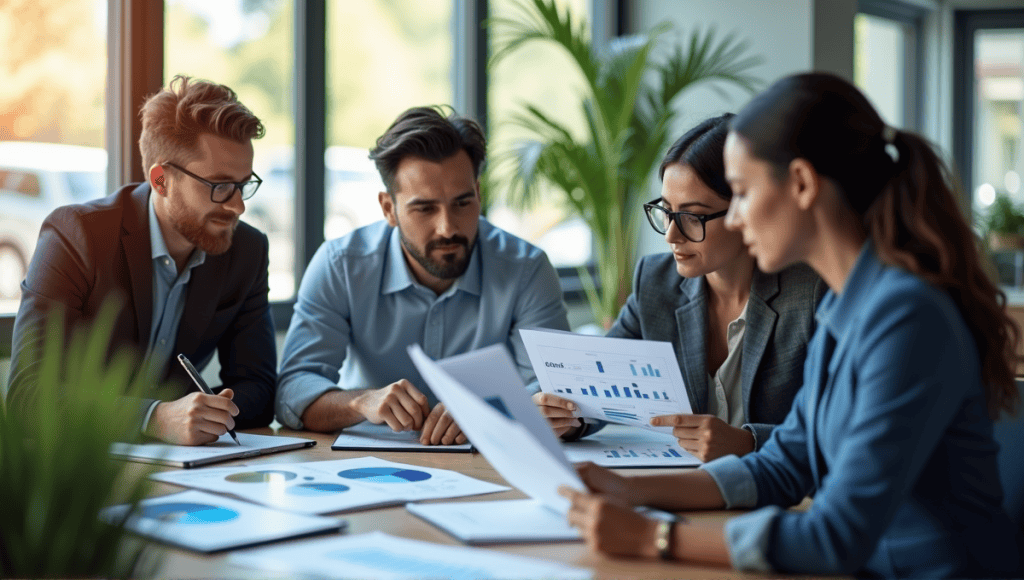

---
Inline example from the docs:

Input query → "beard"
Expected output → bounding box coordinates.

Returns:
[399,228,476,280]
[166,194,237,256]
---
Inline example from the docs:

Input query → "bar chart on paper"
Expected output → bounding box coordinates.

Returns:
[520,329,692,432]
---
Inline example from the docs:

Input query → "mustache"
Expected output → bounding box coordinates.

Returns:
[426,235,469,252]
[206,211,237,223]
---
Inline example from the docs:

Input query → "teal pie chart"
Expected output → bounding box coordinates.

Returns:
[141,502,239,524]
[286,482,351,496]
[337,467,432,483]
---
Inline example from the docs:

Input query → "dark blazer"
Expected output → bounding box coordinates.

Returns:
[606,253,826,448]
[7,182,276,428]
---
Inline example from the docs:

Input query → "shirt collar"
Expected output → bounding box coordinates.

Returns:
[148,194,206,271]
[381,223,482,297]
[816,240,883,339]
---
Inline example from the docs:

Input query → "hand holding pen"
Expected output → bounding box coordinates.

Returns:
[177,354,242,445]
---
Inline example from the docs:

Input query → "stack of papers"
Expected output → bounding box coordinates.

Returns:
[151,456,508,514]
[331,422,472,452]
[228,531,591,580]
[100,490,342,552]
[562,424,701,468]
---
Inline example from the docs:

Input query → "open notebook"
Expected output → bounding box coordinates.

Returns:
[110,432,316,468]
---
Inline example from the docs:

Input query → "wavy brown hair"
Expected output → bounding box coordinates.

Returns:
[732,72,1021,418]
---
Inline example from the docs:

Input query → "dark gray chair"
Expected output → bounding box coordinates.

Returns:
[994,379,1024,532]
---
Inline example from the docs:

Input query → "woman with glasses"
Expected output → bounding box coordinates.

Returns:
[535,114,825,462]
[558,74,1023,577]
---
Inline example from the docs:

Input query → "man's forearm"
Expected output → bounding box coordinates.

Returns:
[633,470,727,511]
[300,389,371,432]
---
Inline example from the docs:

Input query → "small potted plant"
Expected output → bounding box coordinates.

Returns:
[985,192,1024,251]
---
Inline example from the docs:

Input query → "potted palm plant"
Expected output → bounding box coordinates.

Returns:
[985,192,1024,251]
[0,301,162,577]
[488,0,761,326]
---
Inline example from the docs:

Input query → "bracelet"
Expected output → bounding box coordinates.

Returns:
[654,519,674,560]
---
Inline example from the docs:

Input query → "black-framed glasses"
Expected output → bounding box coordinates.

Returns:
[643,197,728,242]
[162,162,262,203]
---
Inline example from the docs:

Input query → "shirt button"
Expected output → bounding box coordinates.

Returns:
[164,258,170,266]
[160,339,166,345]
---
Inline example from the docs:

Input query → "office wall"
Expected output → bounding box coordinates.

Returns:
[630,0,856,258]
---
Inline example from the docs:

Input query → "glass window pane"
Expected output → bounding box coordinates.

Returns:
[972,30,1024,216]
[165,0,296,301]
[324,0,453,240]
[486,0,592,268]
[854,13,907,128]
[0,0,108,312]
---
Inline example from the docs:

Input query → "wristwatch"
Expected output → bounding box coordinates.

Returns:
[654,519,674,560]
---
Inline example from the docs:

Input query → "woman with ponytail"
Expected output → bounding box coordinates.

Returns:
[558,72,1023,578]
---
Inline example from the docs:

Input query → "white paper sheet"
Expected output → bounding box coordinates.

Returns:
[436,344,562,457]
[562,424,701,467]
[100,490,341,552]
[406,499,580,544]
[520,328,692,431]
[228,531,591,580]
[331,422,472,452]
[408,345,584,514]
[110,432,315,468]
[150,456,507,514]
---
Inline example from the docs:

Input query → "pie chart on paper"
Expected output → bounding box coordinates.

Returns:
[337,467,432,483]
[140,502,239,524]
[285,482,352,496]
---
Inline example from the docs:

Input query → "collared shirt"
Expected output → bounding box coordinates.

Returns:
[707,299,748,427]
[141,198,205,428]
[275,218,571,430]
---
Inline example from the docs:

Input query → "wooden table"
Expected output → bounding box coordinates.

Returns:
[134,426,818,579]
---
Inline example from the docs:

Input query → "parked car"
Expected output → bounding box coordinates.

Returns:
[0,141,108,302]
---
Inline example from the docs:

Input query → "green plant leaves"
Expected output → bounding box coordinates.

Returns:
[488,0,762,325]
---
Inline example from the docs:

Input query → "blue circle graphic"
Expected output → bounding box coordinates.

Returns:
[140,502,238,524]
[286,482,351,496]
[337,467,432,483]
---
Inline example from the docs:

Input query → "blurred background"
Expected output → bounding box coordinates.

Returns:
[2,0,1023,348]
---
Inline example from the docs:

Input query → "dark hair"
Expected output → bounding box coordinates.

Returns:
[731,72,1021,418]
[659,113,735,200]
[139,75,264,176]
[369,106,486,194]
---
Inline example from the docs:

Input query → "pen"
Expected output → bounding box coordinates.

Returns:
[177,353,241,446]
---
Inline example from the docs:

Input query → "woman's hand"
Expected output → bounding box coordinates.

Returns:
[575,461,643,506]
[559,484,660,559]
[651,414,754,462]
[531,392,581,438]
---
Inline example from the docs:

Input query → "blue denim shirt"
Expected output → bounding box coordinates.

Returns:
[702,242,1021,578]
[275,218,570,429]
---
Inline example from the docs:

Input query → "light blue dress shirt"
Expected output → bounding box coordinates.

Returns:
[141,198,206,427]
[275,218,570,430]
[701,242,1021,578]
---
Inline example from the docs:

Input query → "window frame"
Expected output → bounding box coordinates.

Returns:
[857,0,928,132]
[953,8,1024,211]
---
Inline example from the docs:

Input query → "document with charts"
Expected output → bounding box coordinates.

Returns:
[520,328,691,432]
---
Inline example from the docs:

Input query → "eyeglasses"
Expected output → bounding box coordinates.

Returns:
[162,162,262,203]
[643,197,728,243]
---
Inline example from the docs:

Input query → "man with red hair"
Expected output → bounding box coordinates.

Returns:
[8,75,276,445]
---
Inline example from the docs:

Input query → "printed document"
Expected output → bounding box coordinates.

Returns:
[520,328,692,431]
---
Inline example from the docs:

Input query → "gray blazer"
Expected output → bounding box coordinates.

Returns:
[604,253,827,448]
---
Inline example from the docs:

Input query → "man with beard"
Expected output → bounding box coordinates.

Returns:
[7,76,276,445]
[276,106,570,443]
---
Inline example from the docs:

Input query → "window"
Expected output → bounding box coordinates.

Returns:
[485,0,593,268]
[853,1,925,131]
[323,0,453,241]
[0,0,108,311]
[164,0,297,301]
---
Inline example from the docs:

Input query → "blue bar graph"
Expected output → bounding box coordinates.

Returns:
[653,392,660,399]
[642,394,649,399]
[566,388,572,394]
[611,385,619,397]
[642,367,648,376]
[655,369,661,377]
[604,390,611,397]
[647,363,655,376]
[663,392,668,400]
[590,386,598,396]
[630,364,637,376]
[596,362,604,373]
[668,448,681,457]
[625,389,632,398]
[634,389,641,398]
